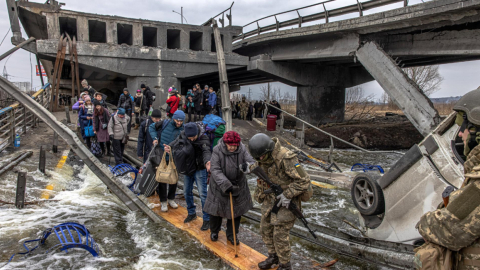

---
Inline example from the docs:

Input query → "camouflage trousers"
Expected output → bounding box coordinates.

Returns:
[260,213,295,264]
[241,110,248,120]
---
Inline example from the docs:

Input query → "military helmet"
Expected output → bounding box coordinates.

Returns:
[248,133,275,159]
[453,87,480,126]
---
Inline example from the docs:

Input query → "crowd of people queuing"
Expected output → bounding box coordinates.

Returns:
[72,80,302,270]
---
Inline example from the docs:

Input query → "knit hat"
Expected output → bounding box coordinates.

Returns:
[140,84,146,89]
[84,95,91,102]
[151,109,162,118]
[117,108,125,115]
[137,89,141,92]
[93,99,101,106]
[184,123,198,137]
[123,88,129,93]
[172,110,185,121]
[83,87,89,93]
[204,85,209,88]
[80,92,87,98]
[223,131,241,146]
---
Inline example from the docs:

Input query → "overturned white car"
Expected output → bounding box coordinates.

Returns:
[351,112,465,244]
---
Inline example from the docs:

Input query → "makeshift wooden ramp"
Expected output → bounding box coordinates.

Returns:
[148,196,274,270]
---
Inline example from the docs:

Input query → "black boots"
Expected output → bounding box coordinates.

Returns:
[201,220,210,231]
[227,235,239,245]
[258,253,279,269]
[184,214,197,223]
[278,262,292,270]
[210,232,218,242]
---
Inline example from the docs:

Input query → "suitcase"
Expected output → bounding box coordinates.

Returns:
[133,162,158,197]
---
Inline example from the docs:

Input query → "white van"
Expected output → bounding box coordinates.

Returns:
[351,112,465,244]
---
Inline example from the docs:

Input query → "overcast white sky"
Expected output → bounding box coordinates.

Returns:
[1,0,479,100]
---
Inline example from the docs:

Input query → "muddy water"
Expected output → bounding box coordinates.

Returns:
[0,147,397,269]
[0,153,227,269]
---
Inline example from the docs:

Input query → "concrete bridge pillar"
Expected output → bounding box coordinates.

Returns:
[297,84,346,126]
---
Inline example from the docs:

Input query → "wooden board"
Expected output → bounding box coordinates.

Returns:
[148,196,275,270]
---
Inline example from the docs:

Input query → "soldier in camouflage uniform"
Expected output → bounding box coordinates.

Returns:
[239,97,249,120]
[416,87,480,269]
[248,133,310,270]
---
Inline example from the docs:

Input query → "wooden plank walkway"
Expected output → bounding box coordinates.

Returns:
[148,196,275,270]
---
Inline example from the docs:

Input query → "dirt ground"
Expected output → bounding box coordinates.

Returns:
[283,113,425,150]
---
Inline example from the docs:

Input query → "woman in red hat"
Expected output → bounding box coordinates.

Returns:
[204,131,256,244]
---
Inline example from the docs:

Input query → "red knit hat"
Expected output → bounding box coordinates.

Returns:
[223,131,241,146]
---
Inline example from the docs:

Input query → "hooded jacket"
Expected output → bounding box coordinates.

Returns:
[143,87,154,108]
[170,122,211,173]
[204,140,255,218]
[117,93,134,112]
[137,117,154,162]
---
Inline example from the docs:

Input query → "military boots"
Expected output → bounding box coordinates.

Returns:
[258,253,279,269]
[278,262,292,270]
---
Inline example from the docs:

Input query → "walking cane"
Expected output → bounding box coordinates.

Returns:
[229,192,238,258]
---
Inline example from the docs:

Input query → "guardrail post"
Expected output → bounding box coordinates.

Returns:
[39,146,46,173]
[53,132,58,153]
[15,171,27,209]
[328,136,334,164]
[71,98,76,114]
[65,106,71,124]
[23,106,27,135]
[10,110,15,147]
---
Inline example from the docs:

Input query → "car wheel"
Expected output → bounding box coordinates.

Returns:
[351,173,385,216]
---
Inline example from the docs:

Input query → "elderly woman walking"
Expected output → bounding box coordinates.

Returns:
[204,131,255,244]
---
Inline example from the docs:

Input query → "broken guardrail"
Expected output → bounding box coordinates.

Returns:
[0,83,51,152]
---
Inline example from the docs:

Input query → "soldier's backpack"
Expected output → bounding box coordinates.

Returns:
[276,147,313,202]
[413,242,453,270]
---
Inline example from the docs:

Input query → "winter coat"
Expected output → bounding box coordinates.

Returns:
[92,109,111,142]
[192,90,203,112]
[86,86,96,98]
[204,140,255,218]
[78,105,93,140]
[216,91,222,106]
[117,94,134,112]
[72,98,84,111]
[134,94,148,111]
[107,114,130,140]
[148,119,184,166]
[137,117,154,160]
[143,87,154,108]
[208,92,217,108]
[170,122,211,172]
[166,94,180,114]
[203,90,210,106]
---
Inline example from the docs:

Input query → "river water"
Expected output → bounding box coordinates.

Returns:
[0,148,402,269]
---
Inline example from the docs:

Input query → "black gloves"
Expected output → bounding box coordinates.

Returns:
[225,186,233,194]
[109,135,114,141]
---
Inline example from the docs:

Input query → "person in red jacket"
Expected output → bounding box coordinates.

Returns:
[166,87,180,118]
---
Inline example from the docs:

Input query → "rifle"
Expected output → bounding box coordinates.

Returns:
[251,166,317,239]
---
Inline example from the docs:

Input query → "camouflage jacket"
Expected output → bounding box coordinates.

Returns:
[417,144,480,252]
[253,138,310,225]
[239,101,248,111]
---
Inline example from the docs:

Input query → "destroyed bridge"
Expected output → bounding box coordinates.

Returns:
[6,0,480,136]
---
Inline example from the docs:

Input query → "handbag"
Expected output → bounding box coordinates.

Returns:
[90,137,103,157]
[134,95,144,113]
[84,120,95,137]
[155,151,178,184]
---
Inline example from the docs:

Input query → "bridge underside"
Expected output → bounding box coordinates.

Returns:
[229,0,480,134]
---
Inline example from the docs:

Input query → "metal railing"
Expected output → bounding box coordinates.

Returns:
[234,0,408,42]
[202,2,234,27]
[0,83,51,151]
[262,102,404,156]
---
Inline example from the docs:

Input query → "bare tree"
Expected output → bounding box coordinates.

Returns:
[259,84,281,101]
[403,65,444,96]
[344,86,375,121]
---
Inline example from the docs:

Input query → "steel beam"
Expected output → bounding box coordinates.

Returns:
[356,41,441,136]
